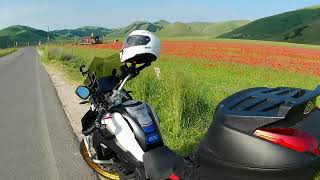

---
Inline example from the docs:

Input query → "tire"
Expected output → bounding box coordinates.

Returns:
[80,140,121,180]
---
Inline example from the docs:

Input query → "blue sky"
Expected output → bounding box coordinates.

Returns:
[1,0,319,30]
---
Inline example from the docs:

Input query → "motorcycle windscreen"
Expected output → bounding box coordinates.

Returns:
[84,54,122,92]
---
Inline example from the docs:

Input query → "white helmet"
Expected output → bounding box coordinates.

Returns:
[120,30,160,64]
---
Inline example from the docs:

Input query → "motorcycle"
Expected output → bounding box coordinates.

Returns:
[75,30,319,180]
[76,60,163,180]
[76,58,320,180]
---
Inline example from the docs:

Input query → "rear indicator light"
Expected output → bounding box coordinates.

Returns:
[254,128,319,156]
[169,173,180,180]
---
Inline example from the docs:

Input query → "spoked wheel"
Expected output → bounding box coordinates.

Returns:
[80,140,120,180]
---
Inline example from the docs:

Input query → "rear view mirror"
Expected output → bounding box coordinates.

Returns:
[75,86,90,100]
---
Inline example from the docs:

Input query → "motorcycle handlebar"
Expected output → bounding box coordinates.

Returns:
[80,62,150,108]
[118,74,132,92]
[82,108,106,136]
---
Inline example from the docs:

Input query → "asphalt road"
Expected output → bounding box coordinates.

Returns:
[0,47,97,179]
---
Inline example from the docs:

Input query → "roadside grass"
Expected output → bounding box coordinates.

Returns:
[41,45,320,179]
[0,48,17,57]
[39,45,117,84]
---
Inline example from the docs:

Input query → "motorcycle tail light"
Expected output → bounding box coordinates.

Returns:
[169,173,180,180]
[254,128,319,156]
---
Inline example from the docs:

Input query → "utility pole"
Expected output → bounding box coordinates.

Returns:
[47,26,50,44]
[47,26,50,58]
[72,36,75,57]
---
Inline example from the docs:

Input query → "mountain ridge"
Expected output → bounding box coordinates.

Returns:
[219,5,320,45]
[0,25,60,48]
[52,26,112,38]
[105,20,250,38]
[2,4,320,49]
[0,19,250,48]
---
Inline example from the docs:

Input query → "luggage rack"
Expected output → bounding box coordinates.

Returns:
[220,86,320,132]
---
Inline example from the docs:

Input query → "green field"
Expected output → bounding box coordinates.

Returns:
[40,44,320,152]
[0,48,17,57]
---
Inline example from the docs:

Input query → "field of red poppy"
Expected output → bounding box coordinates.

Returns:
[80,40,320,77]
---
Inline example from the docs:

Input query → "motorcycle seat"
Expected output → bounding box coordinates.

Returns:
[143,146,183,180]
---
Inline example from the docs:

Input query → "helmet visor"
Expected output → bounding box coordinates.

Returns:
[123,35,151,49]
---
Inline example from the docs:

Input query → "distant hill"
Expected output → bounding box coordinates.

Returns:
[156,20,250,37]
[154,20,171,26]
[219,5,320,45]
[52,26,112,38]
[0,25,59,48]
[106,20,250,38]
[106,21,163,38]
[0,20,249,48]
[155,22,200,37]
[3,5,320,47]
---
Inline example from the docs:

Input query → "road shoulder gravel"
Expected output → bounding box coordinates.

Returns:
[42,63,87,141]
[39,49,106,179]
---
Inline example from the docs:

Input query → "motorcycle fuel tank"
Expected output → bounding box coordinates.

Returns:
[107,100,164,162]
[196,86,320,180]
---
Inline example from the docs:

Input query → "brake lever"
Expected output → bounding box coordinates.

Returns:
[79,100,90,104]
[82,71,87,76]
[80,65,85,72]
[80,65,91,77]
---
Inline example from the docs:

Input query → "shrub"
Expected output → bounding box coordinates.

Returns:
[47,48,62,60]
[60,53,75,61]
